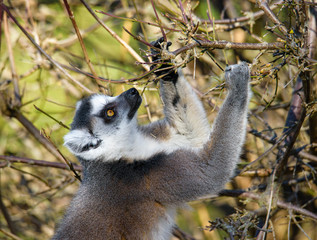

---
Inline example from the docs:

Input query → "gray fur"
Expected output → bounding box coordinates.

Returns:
[53,63,251,240]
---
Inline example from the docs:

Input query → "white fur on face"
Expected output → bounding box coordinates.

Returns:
[64,79,209,162]
[90,94,117,116]
[64,129,101,155]
[64,115,202,163]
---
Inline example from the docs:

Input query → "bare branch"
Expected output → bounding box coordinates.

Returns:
[41,130,82,181]
[96,10,180,33]
[3,11,20,106]
[0,229,22,240]
[79,0,149,71]
[0,193,18,235]
[0,3,93,94]
[151,0,167,42]
[276,77,306,177]
[257,0,288,37]
[200,0,283,25]
[172,226,196,240]
[0,155,82,171]
[11,111,67,163]
[62,0,105,93]
[34,105,70,130]
[219,190,317,220]
[172,40,284,56]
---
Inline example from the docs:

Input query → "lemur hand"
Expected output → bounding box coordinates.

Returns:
[225,62,250,93]
[150,37,178,82]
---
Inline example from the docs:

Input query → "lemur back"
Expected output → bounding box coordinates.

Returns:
[53,38,251,240]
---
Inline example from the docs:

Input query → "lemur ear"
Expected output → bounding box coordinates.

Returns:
[64,130,102,155]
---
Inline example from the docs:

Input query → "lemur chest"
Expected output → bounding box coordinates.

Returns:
[100,197,174,240]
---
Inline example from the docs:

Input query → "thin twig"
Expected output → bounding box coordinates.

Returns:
[172,40,284,56]
[34,105,70,130]
[10,165,50,187]
[0,193,18,235]
[41,129,82,182]
[0,155,82,171]
[57,8,140,47]
[63,0,104,93]
[122,26,154,48]
[11,111,66,163]
[0,3,92,94]
[172,226,196,240]
[289,210,313,240]
[200,0,283,25]
[3,11,21,106]
[0,155,82,172]
[178,0,188,25]
[151,0,167,42]
[218,190,317,220]
[261,169,277,240]
[80,0,149,71]
[96,10,180,33]
[0,229,22,240]
[298,151,317,163]
[257,0,288,37]
[72,63,161,84]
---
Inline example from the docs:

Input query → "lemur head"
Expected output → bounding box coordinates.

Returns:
[64,88,142,162]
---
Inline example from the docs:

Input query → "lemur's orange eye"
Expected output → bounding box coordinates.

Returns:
[106,109,115,117]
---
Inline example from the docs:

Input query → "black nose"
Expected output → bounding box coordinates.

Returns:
[122,88,140,101]
[127,88,138,95]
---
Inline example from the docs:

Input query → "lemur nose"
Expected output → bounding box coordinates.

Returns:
[123,88,140,101]
[128,88,138,95]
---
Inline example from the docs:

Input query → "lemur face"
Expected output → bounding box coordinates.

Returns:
[63,88,142,161]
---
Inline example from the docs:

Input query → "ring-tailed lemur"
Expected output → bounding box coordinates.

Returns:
[53,38,251,240]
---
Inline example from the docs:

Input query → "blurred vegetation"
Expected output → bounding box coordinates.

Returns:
[0,0,316,239]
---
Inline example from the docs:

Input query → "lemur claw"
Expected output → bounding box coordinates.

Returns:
[225,62,250,92]
[150,37,177,82]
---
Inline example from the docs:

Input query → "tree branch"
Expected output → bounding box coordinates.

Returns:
[79,0,149,71]
[0,155,82,171]
[219,190,317,220]
[0,3,92,94]
[200,0,283,25]
[0,192,18,235]
[11,111,67,163]
[62,0,104,93]
[275,77,306,177]
[257,0,288,37]
[172,40,284,56]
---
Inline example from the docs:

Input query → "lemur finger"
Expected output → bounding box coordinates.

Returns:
[150,38,172,62]
[225,62,250,91]
[150,37,177,81]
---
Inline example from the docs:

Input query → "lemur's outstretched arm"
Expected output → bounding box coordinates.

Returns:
[140,38,210,147]
[147,63,250,203]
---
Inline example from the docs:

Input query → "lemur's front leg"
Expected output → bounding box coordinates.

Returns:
[142,38,210,147]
